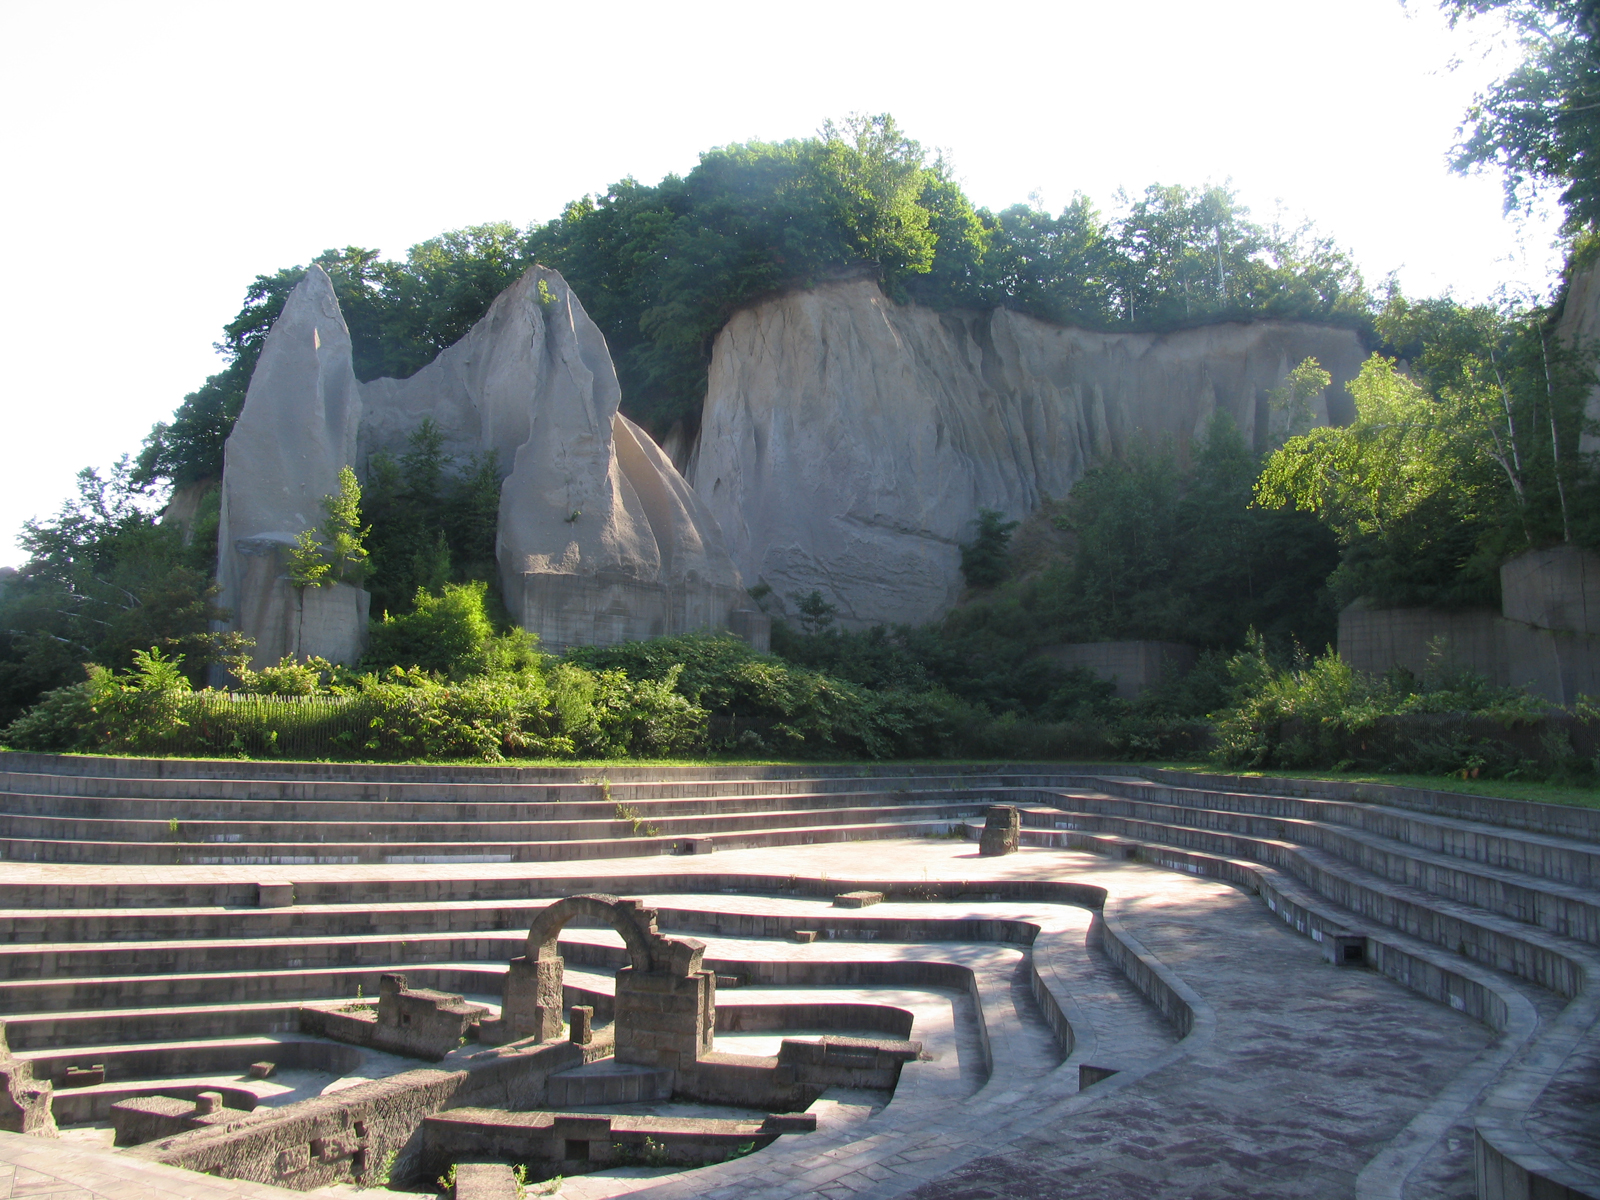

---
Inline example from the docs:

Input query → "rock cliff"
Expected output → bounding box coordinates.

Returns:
[217,266,757,667]
[1555,259,1600,456]
[690,277,1370,627]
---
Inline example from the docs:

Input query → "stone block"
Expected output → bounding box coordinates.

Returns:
[247,1061,276,1080]
[1501,545,1600,635]
[257,882,294,908]
[368,973,489,1061]
[979,806,1020,856]
[832,891,884,908]
[762,1112,818,1133]
[568,1006,593,1045]
[62,1065,105,1087]
[452,1161,520,1200]
[1079,1064,1120,1089]
[678,837,715,855]
[500,955,565,1042]
[113,1094,197,1145]
[791,930,818,944]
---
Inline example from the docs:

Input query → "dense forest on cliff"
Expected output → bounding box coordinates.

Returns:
[3,0,1598,771]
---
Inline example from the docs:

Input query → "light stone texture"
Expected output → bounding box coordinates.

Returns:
[1340,547,1600,704]
[217,266,760,665]
[1555,258,1600,455]
[690,277,1370,627]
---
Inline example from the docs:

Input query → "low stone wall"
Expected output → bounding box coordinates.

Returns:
[1340,546,1600,705]
[509,572,769,654]
[130,1039,585,1191]
[1037,641,1196,699]
[422,1106,795,1177]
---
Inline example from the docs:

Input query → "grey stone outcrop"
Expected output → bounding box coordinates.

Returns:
[690,276,1369,627]
[217,265,761,667]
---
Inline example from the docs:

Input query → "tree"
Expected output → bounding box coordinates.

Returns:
[0,460,247,722]
[960,509,1021,588]
[1256,355,1501,605]
[1439,0,1600,231]
[288,467,370,588]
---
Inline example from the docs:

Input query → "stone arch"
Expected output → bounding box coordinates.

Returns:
[523,893,699,976]
[500,893,712,1058]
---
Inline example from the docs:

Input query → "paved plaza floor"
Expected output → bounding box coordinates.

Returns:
[0,839,1515,1199]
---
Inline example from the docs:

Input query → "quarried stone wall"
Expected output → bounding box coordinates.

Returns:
[1339,546,1600,705]
[1038,641,1197,700]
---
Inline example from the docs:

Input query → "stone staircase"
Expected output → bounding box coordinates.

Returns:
[1,752,1596,1199]
[0,757,1055,865]
[1002,770,1600,1200]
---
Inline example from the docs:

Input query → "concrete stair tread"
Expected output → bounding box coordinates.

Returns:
[1082,776,1600,865]
[0,815,978,864]
[0,800,985,836]
[1050,788,1600,913]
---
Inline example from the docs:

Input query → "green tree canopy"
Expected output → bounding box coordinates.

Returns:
[1441,0,1600,232]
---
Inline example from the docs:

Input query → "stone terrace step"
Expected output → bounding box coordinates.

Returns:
[1037,791,1597,1002]
[0,799,984,847]
[0,765,1080,806]
[0,895,1051,948]
[0,811,978,865]
[1085,776,1600,887]
[0,751,1123,785]
[1040,789,1600,945]
[0,782,1006,823]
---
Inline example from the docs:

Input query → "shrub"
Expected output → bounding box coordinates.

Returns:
[366,581,496,676]
[959,509,1019,588]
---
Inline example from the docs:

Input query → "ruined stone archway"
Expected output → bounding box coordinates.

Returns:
[501,894,715,1069]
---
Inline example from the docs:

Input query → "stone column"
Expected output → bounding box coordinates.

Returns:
[612,968,716,1069]
[499,950,565,1042]
[979,805,1020,856]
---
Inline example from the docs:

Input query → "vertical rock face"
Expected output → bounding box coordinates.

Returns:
[216,265,757,666]
[1555,259,1600,456]
[691,277,1370,628]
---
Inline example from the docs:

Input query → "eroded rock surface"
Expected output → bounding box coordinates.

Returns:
[690,277,1369,627]
[217,266,757,663]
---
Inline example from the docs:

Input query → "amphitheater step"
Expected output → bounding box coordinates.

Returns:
[1028,793,1599,1002]
[1039,788,1600,945]
[0,813,979,865]
[1088,775,1600,887]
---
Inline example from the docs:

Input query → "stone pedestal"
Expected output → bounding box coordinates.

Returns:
[499,954,565,1042]
[979,805,1020,856]
[613,968,716,1069]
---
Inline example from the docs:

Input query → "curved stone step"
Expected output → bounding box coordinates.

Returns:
[1044,789,1600,945]
[1085,776,1600,887]
[0,812,978,865]
[0,800,984,846]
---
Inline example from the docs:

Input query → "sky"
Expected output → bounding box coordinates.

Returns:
[0,0,1566,569]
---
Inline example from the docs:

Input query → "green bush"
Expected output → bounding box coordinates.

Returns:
[566,633,963,758]
[366,581,496,676]
[1211,633,1556,775]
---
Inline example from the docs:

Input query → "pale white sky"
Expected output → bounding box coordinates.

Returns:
[0,0,1563,568]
